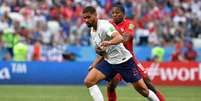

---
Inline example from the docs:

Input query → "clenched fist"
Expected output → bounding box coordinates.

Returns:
[95,45,107,56]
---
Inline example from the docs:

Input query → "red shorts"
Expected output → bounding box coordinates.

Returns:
[114,62,148,81]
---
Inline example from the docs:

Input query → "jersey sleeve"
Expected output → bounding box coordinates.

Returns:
[125,22,135,37]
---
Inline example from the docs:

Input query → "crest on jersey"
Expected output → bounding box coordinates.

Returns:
[109,27,115,32]
[128,24,134,30]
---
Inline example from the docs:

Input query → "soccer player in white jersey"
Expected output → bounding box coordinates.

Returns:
[82,6,159,101]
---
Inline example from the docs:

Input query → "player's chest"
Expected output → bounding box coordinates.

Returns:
[91,28,111,44]
[115,25,126,33]
[91,31,105,44]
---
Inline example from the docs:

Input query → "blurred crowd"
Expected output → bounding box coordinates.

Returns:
[0,0,200,62]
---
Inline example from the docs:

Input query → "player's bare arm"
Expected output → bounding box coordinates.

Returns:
[95,45,107,56]
[100,31,123,47]
[122,32,131,42]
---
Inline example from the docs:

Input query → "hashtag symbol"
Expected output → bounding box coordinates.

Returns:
[147,63,160,80]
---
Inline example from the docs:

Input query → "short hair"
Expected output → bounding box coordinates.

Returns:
[83,6,96,14]
[113,3,125,14]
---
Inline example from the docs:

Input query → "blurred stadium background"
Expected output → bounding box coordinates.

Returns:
[0,0,201,101]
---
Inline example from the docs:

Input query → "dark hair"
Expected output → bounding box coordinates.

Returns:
[113,3,125,14]
[83,6,96,14]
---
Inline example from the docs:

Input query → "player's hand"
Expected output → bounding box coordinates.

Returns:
[88,65,95,71]
[95,46,106,56]
[88,65,93,71]
[100,41,112,47]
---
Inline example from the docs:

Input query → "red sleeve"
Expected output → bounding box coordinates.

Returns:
[124,20,135,37]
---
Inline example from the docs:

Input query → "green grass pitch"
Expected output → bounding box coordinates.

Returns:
[0,85,201,101]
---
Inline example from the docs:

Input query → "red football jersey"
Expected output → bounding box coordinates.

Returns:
[109,19,135,55]
[110,19,148,78]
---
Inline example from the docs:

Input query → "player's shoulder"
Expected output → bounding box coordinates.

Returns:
[124,19,135,30]
[124,19,132,24]
[98,19,114,28]
[98,19,111,25]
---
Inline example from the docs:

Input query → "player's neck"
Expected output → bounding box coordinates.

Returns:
[92,20,98,31]
[115,19,124,25]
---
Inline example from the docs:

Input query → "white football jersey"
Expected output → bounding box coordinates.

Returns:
[90,20,132,64]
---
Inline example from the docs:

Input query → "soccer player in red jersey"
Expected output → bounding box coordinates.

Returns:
[106,4,165,101]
